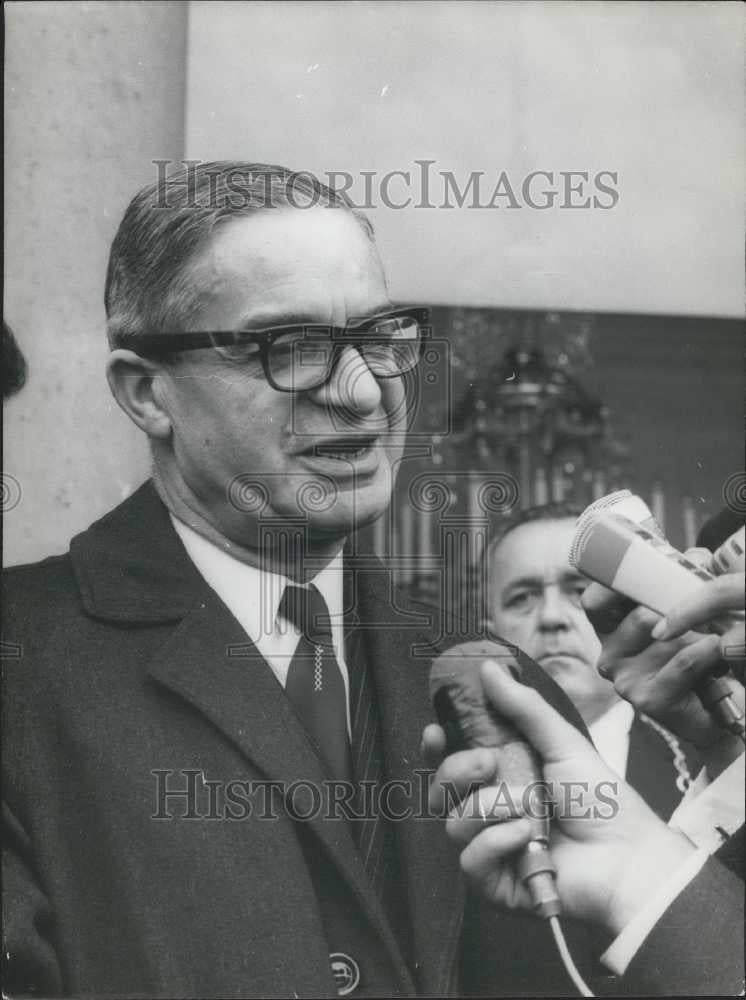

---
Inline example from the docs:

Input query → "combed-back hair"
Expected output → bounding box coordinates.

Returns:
[105,161,375,349]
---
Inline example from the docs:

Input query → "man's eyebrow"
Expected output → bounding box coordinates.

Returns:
[501,570,587,594]
[232,303,396,332]
[232,310,320,331]
[502,575,543,593]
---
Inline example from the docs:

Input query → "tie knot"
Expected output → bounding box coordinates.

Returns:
[279,583,333,644]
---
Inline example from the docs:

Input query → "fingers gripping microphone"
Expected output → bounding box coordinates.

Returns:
[429,640,562,919]
[571,491,745,739]
[430,643,595,996]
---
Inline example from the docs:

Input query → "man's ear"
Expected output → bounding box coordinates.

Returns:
[106,350,172,439]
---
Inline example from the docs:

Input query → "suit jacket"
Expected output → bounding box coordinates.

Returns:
[2,482,742,997]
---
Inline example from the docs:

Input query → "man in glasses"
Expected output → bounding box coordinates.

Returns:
[104,168,423,561]
[3,162,741,998]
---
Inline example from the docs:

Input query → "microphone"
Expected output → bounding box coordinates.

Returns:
[571,491,745,738]
[572,490,743,631]
[429,640,561,919]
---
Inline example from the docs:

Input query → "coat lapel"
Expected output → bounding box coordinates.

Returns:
[145,574,417,991]
[353,568,465,994]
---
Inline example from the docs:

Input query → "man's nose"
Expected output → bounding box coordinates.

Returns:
[308,345,382,417]
[537,587,572,630]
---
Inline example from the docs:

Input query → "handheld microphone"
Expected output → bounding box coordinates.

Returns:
[571,511,714,618]
[571,492,745,739]
[429,640,561,919]
[570,490,743,634]
[575,490,743,633]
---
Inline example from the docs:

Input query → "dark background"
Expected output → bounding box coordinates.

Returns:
[391,307,744,552]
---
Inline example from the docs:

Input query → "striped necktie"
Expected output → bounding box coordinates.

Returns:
[279,583,352,784]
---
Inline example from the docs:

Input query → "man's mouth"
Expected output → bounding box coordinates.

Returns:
[538,650,585,664]
[302,436,378,461]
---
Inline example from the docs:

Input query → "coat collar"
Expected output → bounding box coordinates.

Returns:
[70,481,207,623]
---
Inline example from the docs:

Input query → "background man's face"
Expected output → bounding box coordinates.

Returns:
[156,207,406,547]
[487,518,613,722]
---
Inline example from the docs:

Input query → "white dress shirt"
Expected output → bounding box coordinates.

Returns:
[587,698,636,777]
[669,753,745,851]
[170,514,351,736]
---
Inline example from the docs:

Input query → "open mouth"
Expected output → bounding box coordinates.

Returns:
[308,437,377,460]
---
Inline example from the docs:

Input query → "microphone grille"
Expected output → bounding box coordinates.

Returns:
[582,489,632,515]
[569,491,632,569]
[569,510,598,569]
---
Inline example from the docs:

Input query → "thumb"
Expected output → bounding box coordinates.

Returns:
[480,659,593,764]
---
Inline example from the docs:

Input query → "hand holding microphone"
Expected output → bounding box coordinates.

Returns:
[572,493,745,743]
[429,640,560,919]
[424,655,697,939]
[587,597,742,768]
[651,569,745,665]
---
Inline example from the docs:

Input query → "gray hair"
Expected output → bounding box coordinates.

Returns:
[105,161,375,349]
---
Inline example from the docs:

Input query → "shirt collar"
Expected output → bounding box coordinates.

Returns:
[169,513,344,645]
[588,698,635,776]
[590,698,636,736]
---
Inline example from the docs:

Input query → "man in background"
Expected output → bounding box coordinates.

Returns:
[482,503,696,819]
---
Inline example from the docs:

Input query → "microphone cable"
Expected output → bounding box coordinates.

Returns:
[516,829,595,996]
[519,842,595,996]
[548,914,595,998]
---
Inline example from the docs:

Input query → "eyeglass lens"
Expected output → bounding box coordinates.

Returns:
[268,315,421,390]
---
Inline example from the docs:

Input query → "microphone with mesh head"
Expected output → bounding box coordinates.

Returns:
[429,639,562,919]
[571,492,745,739]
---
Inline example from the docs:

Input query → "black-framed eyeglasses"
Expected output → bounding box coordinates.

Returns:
[118,308,430,393]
